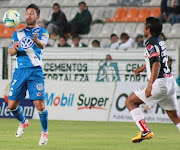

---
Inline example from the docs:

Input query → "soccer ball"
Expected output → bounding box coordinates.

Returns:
[3,10,21,28]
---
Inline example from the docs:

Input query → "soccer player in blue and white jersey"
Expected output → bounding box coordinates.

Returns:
[8,4,49,146]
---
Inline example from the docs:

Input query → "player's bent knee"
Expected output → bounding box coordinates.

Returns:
[8,104,17,110]
[35,104,45,111]
[125,96,134,107]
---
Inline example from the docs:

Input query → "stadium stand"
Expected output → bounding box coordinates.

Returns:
[170,23,180,38]
[106,7,127,22]
[123,7,139,22]
[149,7,161,17]
[136,7,150,22]
[0,0,180,49]
[100,23,114,38]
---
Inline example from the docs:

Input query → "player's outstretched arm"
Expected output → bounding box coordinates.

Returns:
[134,64,146,75]
[33,33,46,49]
[145,62,160,98]
[9,41,19,56]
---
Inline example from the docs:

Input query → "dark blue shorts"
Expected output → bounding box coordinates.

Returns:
[8,66,45,101]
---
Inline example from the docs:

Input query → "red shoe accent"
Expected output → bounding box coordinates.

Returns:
[41,132,48,138]
[20,119,29,129]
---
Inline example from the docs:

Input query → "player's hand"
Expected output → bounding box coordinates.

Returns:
[134,68,142,75]
[145,84,152,98]
[33,33,39,43]
[13,41,19,51]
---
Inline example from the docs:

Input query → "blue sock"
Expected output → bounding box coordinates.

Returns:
[11,106,26,124]
[39,109,48,132]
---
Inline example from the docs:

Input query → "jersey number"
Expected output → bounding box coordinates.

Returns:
[162,56,170,73]
[12,79,17,86]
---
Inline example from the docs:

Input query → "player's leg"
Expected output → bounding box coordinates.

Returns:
[125,93,154,143]
[33,100,48,146]
[8,68,29,138]
[33,100,48,132]
[8,100,24,122]
[125,93,150,132]
[162,77,180,131]
[8,100,29,137]
[166,110,180,131]
[27,67,48,146]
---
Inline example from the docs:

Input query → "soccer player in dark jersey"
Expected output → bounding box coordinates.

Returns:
[125,17,180,143]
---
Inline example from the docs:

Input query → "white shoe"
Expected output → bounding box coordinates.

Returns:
[39,131,48,146]
[15,119,29,138]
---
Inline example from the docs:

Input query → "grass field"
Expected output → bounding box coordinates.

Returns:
[0,119,180,150]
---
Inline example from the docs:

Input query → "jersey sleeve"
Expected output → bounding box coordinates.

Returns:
[39,28,49,45]
[9,31,18,48]
[145,42,160,63]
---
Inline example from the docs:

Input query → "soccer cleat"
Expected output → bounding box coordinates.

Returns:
[131,131,154,143]
[39,131,48,146]
[15,119,29,138]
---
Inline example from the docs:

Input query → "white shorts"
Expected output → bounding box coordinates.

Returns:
[134,76,177,110]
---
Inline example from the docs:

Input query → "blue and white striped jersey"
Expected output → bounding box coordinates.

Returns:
[10,26,49,68]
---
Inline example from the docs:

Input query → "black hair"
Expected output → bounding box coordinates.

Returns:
[59,36,67,41]
[26,4,40,15]
[145,17,162,37]
[53,3,60,8]
[72,35,80,40]
[110,33,118,38]
[92,40,100,46]
[79,1,86,6]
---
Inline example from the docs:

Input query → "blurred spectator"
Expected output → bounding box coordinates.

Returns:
[110,34,121,49]
[41,3,69,36]
[69,2,92,36]
[135,34,145,48]
[118,33,135,50]
[92,40,101,48]
[171,14,180,24]
[160,32,167,41]
[159,0,180,23]
[71,35,87,48]
[168,56,173,71]
[57,36,71,47]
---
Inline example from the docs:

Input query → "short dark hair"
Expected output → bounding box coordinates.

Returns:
[59,36,67,41]
[53,3,60,8]
[145,17,162,37]
[120,33,129,39]
[92,40,100,46]
[110,33,118,38]
[72,35,80,40]
[26,4,40,15]
[79,1,86,6]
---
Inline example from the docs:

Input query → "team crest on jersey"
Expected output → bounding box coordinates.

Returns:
[36,83,43,91]
[147,45,154,51]
[19,36,34,49]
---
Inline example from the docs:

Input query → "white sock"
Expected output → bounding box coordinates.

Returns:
[176,123,180,131]
[130,108,150,132]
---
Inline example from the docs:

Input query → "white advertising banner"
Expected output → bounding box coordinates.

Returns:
[33,81,115,121]
[109,82,176,123]
[9,48,179,82]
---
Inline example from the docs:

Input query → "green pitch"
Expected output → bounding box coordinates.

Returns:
[0,119,180,150]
